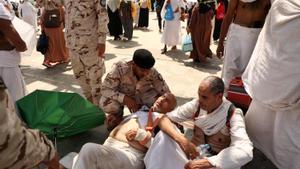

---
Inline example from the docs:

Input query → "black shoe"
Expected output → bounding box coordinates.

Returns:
[114,36,121,40]
[161,47,167,54]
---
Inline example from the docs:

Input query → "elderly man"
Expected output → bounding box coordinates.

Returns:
[100,49,170,130]
[0,78,59,169]
[144,76,253,169]
[72,92,177,169]
[242,0,300,168]
[216,0,270,90]
[0,0,27,103]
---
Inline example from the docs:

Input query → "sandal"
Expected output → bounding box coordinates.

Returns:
[42,60,53,68]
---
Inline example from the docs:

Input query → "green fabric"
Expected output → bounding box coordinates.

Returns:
[17,90,105,138]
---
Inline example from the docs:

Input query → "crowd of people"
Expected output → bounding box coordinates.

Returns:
[0,0,300,169]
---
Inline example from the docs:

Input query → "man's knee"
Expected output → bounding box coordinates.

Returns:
[80,143,99,157]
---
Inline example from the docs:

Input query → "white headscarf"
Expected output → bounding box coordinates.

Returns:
[107,0,120,12]
[194,99,232,136]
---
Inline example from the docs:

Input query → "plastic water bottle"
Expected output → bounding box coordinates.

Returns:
[197,144,213,159]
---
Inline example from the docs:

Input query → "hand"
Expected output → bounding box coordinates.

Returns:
[178,138,199,160]
[123,95,139,113]
[43,152,60,169]
[126,129,138,141]
[216,43,224,59]
[185,159,213,169]
[97,43,105,58]
[186,27,191,34]
[174,7,179,13]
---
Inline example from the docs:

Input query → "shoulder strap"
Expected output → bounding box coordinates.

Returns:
[193,105,201,120]
[226,104,235,129]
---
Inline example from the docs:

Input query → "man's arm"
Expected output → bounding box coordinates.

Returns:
[216,0,238,58]
[101,63,125,103]
[95,0,108,57]
[206,109,253,169]
[0,18,26,52]
[158,115,198,160]
[167,99,198,123]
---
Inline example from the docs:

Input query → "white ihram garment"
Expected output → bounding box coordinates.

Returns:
[18,1,37,29]
[0,4,27,103]
[160,0,183,46]
[242,0,300,168]
[221,23,261,88]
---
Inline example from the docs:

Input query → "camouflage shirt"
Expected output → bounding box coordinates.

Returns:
[64,0,108,50]
[101,61,170,108]
[0,89,55,169]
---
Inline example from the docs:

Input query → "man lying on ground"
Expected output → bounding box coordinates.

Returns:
[72,92,177,169]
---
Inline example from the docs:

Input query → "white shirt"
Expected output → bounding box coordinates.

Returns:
[167,98,253,169]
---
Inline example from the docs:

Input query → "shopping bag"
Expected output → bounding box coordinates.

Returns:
[164,4,174,21]
[36,31,49,55]
[181,34,193,52]
[216,1,225,20]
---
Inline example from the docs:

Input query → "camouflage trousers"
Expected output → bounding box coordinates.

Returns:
[70,48,105,106]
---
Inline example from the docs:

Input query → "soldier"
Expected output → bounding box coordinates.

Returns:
[64,0,108,105]
[0,77,59,169]
[100,49,170,130]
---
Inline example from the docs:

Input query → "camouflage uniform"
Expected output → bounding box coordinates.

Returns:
[65,0,108,105]
[0,79,56,169]
[100,61,170,116]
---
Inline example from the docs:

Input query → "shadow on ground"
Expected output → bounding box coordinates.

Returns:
[55,125,109,157]
[164,49,222,74]
[107,39,142,49]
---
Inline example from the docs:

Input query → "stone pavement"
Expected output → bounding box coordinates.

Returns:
[20,12,276,168]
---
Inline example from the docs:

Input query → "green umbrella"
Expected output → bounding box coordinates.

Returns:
[17,90,105,138]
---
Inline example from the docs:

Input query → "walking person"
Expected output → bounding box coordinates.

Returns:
[155,0,165,32]
[120,0,133,41]
[187,0,214,63]
[0,1,27,103]
[161,0,184,54]
[216,0,270,90]
[138,0,151,29]
[18,0,38,31]
[40,0,69,68]
[107,0,123,40]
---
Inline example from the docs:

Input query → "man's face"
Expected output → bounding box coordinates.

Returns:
[133,64,151,79]
[152,93,176,113]
[198,81,222,113]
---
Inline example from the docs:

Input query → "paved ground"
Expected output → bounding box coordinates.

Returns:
[20,12,277,168]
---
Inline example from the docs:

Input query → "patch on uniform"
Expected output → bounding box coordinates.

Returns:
[100,0,106,7]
